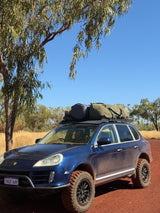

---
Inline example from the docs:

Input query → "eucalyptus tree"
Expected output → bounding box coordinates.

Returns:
[49,106,69,128]
[0,0,132,150]
[132,98,160,131]
[23,104,51,132]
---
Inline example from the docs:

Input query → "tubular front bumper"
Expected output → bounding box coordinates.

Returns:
[0,173,70,190]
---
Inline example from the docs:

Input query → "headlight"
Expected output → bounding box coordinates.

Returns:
[33,154,63,167]
[0,154,4,165]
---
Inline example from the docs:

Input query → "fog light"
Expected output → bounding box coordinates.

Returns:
[49,171,55,183]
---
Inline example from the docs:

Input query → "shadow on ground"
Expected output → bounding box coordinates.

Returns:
[95,179,133,197]
[0,179,133,213]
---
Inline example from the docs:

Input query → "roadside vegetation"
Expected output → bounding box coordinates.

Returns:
[0,98,160,133]
[0,130,159,155]
[140,131,160,140]
[0,97,160,153]
[0,131,47,155]
[0,97,160,154]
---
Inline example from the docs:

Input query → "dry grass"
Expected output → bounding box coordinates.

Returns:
[0,130,160,155]
[0,131,47,155]
[140,131,160,140]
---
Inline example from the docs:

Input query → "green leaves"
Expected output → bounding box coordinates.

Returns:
[1,0,132,78]
[132,98,160,131]
[0,0,132,150]
[0,0,133,111]
[67,0,132,77]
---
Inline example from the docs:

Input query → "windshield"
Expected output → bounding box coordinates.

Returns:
[38,124,97,145]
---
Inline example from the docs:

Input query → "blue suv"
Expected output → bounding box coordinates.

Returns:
[0,119,152,213]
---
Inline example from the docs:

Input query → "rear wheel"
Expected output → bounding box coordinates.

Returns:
[132,158,151,188]
[62,170,95,213]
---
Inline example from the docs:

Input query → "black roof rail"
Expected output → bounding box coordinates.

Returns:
[60,118,133,125]
[98,118,133,124]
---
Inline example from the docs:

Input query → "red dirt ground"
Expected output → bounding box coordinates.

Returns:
[0,139,160,213]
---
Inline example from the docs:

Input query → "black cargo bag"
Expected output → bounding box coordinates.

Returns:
[70,103,89,120]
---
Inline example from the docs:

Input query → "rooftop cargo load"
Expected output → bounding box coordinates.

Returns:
[63,103,130,121]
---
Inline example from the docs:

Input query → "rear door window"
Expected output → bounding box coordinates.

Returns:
[116,125,133,142]
[129,126,140,140]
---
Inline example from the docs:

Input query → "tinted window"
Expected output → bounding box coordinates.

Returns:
[97,125,118,144]
[116,125,133,142]
[129,126,140,140]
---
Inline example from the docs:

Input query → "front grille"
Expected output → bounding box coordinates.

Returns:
[0,170,52,188]
[31,171,51,185]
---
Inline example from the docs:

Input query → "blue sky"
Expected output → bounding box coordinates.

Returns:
[38,0,160,109]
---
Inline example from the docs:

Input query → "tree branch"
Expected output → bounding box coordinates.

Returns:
[0,8,4,30]
[40,23,71,47]
[0,51,6,75]
[10,65,21,135]
[40,2,91,47]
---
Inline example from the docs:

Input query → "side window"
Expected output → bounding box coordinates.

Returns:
[129,126,140,140]
[116,125,133,142]
[97,125,118,144]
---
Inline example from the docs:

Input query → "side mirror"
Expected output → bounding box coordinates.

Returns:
[97,137,112,146]
[35,138,41,144]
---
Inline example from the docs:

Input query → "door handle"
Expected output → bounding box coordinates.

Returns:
[134,145,138,149]
[117,148,122,152]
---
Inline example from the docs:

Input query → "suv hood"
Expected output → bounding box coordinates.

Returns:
[1,144,80,170]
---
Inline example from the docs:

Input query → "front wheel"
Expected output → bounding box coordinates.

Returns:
[62,170,95,213]
[132,158,151,188]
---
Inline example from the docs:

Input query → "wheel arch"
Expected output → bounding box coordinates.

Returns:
[139,153,151,163]
[74,163,95,182]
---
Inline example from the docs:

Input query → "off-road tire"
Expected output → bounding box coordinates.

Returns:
[62,170,95,213]
[132,158,151,188]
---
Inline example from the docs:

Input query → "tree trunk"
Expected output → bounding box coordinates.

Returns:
[4,95,13,151]
[4,102,18,151]
[151,120,159,131]
[151,114,159,131]
[3,70,19,151]
[5,125,13,151]
[4,97,18,151]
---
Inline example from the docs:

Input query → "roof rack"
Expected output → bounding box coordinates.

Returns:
[60,118,133,125]
[97,118,133,124]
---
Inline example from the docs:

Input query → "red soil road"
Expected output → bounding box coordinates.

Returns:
[0,139,160,213]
